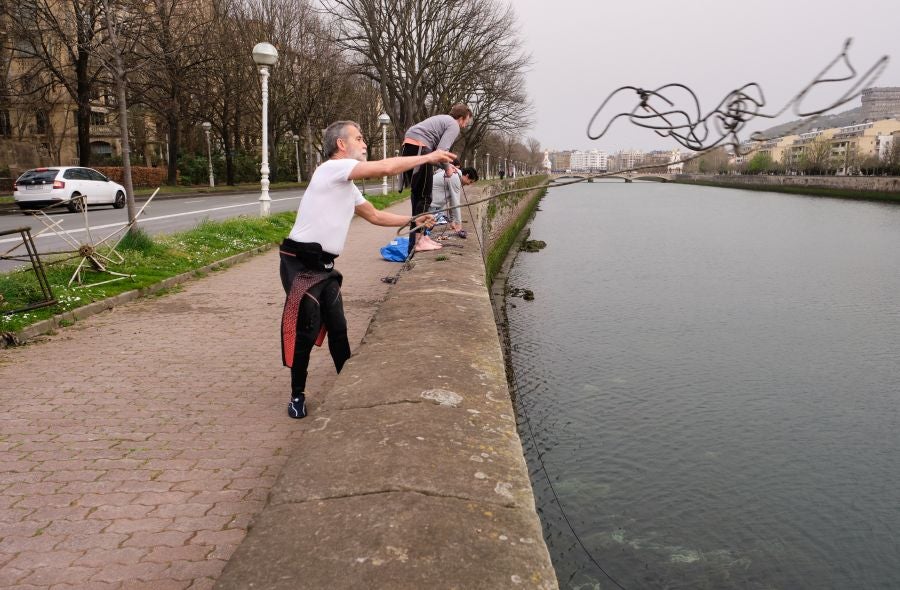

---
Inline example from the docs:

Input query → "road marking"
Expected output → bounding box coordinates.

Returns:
[0,195,302,244]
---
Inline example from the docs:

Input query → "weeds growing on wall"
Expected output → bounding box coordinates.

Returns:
[484,176,548,285]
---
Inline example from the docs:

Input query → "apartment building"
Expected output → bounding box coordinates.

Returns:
[569,149,608,172]
[548,150,572,173]
[609,149,643,172]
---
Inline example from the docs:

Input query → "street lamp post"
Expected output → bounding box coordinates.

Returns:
[252,42,278,216]
[378,112,391,195]
[292,134,301,182]
[486,153,490,180]
[201,121,214,188]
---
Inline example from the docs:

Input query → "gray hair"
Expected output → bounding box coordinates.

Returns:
[323,120,360,158]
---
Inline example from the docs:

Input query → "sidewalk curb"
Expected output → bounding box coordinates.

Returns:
[2,243,275,348]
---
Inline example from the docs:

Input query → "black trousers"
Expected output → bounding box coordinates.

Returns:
[279,261,350,397]
[401,143,434,255]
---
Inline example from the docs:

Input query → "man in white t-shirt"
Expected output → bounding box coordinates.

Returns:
[280,120,455,419]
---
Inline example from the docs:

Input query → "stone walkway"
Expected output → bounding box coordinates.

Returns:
[0,204,406,589]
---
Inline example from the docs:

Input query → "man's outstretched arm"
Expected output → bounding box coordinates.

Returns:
[347,149,456,180]
[354,200,434,229]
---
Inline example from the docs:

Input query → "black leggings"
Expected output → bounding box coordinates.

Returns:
[287,277,350,397]
[401,143,434,255]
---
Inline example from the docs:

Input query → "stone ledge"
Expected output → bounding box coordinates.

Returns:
[215,188,557,589]
[215,494,556,590]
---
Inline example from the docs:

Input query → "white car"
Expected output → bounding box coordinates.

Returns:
[14,166,127,212]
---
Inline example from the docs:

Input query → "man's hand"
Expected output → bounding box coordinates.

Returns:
[428,149,456,166]
[414,213,436,229]
[444,164,458,177]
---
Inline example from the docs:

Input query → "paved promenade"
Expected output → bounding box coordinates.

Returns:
[0,204,405,589]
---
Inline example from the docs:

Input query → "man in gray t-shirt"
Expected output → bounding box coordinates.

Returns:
[429,166,479,234]
[401,103,473,253]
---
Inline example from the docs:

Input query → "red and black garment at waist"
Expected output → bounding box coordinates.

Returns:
[279,239,343,367]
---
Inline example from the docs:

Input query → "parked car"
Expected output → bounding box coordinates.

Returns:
[13,166,127,212]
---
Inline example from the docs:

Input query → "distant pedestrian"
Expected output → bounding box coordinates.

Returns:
[280,120,454,419]
[401,103,473,254]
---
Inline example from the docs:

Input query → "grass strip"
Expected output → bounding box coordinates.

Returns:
[1,213,295,334]
[1,188,411,336]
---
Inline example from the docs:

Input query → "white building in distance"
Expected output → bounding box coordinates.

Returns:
[569,149,608,172]
[667,149,684,174]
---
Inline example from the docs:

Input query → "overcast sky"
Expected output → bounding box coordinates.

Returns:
[509,0,899,153]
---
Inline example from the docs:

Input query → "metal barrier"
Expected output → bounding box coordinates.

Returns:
[0,227,56,313]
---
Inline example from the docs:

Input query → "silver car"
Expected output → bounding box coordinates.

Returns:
[14,166,127,212]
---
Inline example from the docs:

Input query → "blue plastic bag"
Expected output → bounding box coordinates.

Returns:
[380,236,410,262]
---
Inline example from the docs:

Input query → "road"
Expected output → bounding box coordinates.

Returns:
[0,189,306,273]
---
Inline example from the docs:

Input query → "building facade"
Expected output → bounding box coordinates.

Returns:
[738,118,900,174]
[861,87,900,121]
[569,149,608,172]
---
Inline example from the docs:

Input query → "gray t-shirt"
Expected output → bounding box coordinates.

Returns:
[428,170,462,224]
[404,114,461,151]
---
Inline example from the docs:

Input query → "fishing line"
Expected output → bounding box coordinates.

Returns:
[511,358,630,590]
[587,38,888,154]
[382,36,890,586]
[401,36,889,236]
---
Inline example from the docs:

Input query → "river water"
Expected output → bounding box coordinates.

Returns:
[504,181,900,589]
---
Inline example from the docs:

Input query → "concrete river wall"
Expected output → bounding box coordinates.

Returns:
[676,173,900,196]
[215,178,557,589]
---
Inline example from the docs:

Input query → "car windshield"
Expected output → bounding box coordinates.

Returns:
[18,169,59,184]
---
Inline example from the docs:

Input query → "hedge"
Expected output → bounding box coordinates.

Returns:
[93,166,173,187]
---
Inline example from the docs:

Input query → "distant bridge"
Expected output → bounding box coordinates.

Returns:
[551,172,677,183]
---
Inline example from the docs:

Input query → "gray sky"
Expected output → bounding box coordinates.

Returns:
[510,0,899,153]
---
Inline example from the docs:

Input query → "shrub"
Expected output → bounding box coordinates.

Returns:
[93,166,171,188]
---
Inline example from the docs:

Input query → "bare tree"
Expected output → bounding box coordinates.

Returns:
[189,0,254,184]
[95,0,147,223]
[239,0,356,182]
[133,0,212,184]
[884,140,900,175]
[2,0,106,166]
[319,0,533,158]
[526,136,542,169]
[799,136,833,175]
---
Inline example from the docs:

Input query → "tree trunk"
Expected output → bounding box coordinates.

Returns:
[113,65,136,224]
[76,50,93,167]
[222,123,234,185]
[167,116,179,185]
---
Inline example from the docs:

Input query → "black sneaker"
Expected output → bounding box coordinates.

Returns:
[288,396,307,419]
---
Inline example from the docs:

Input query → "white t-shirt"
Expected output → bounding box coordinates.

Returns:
[287,158,366,255]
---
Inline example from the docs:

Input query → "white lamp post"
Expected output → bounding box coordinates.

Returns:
[252,42,278,216]
[378,112,391,195]
[201,121,214,188]
[486,153,490,180]
[292,134,301,182]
